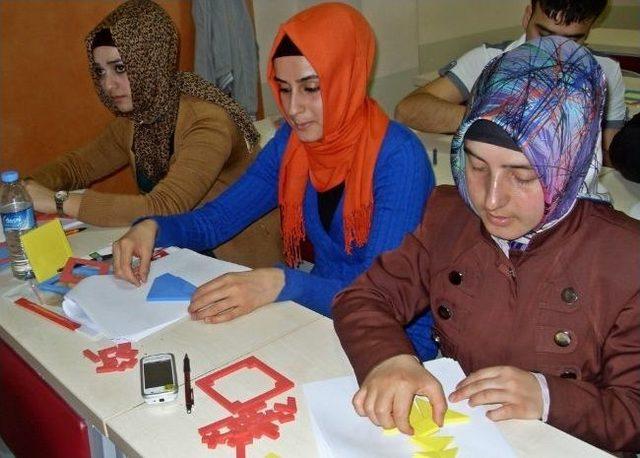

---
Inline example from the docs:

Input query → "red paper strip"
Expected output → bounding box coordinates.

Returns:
[82,349,101,363]
[14,298,80,331]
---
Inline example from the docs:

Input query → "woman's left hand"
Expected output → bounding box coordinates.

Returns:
[188,268,286,324]
[24,180,56,214]
[449,366,543,421]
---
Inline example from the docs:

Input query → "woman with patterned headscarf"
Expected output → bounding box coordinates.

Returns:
[333,36,640,453]
[25,0,281,268]
[113,3,438,361]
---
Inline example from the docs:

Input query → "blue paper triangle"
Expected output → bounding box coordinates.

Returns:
[146,273,196,302]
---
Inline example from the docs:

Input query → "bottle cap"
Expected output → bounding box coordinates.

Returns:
[1,171,19,184]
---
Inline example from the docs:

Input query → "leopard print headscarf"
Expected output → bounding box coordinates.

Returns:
[85,0,259,186]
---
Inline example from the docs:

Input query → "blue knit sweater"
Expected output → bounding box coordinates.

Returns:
[152,121,437,360]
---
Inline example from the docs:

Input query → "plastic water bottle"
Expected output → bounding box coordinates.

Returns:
[0,171,36,280]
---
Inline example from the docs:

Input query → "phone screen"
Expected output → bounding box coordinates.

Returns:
[144,359,174,388]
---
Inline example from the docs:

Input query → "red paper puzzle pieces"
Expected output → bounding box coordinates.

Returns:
[59,257,110,284]
[195,356,297,458]
[198,397,297,455]
[83,342,138,374]
[196,356,294,413]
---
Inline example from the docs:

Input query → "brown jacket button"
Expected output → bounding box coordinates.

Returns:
[560,370,577,379]
[561,287,578,304]
[438,305,452,320]
[448,271,463,285]
[554,331,572,347]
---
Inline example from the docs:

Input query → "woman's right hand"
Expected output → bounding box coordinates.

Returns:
[112,219,158,286]
[352,354,447,434]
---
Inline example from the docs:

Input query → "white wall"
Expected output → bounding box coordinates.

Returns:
[253,0,419,116]
[252,0,638,117]
[417,0,527,46]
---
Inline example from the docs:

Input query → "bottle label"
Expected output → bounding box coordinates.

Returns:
[1,207,35,231]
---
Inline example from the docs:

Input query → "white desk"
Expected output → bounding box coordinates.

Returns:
[106,318,611,458]
[0,225,616,457]
[0,228,319,437]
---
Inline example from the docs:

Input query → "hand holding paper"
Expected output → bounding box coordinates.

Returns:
[112,219,158,286]
[303,358,516,457]
[353,354,446,434]
[450,365,543,421]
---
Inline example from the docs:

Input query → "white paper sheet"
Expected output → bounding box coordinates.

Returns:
[425,358,515,458]
[62,248,249,341]
[303,358,515,458]
[304,376,414,457]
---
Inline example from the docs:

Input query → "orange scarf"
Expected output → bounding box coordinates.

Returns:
[267,3,389,266]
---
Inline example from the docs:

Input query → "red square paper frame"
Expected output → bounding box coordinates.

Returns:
[196,356,294,413]
[59,257,110,284]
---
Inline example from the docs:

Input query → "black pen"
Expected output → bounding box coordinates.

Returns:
[184,354,194,414]
[433,147,438,165]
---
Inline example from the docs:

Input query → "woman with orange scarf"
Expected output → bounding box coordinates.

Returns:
[113,3,437,360]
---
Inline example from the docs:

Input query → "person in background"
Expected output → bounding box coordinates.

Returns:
[25,0,281,268]
[333,36,639,454]
[395,0,625,166]
[610,113,640,183]
[112,2,438,362]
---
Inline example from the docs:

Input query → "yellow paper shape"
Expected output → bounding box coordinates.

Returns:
[411,435,454,451]
[415,397,431,416]
[264,453,280,458]
[21,219,72,282]
[410,399,440,436]
[382,427,399,436]
[413,447,458,458]
[414,421,440,437]
[410,401,422,426]
[443,409,469,426]
[414,397,470,427]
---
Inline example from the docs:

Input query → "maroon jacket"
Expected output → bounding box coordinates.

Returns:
[333,186,640,453]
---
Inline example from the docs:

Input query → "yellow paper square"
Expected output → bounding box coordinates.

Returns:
[383,427,400,436]
[21,219,72,282]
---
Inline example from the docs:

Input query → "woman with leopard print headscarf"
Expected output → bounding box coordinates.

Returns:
[25,0,281,268]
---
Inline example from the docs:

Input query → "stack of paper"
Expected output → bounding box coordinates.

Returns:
[303,358,515,458]
[62,248,249,341]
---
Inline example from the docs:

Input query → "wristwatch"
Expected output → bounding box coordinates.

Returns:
[54,190,69,216]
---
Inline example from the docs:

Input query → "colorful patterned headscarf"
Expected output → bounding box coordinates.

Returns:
[451,36,606,229]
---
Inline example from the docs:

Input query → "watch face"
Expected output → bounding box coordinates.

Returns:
[55,191,68,201]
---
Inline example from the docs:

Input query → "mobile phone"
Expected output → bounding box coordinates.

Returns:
[140,353,178,404]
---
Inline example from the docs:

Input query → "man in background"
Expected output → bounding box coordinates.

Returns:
[395,0,625,160]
